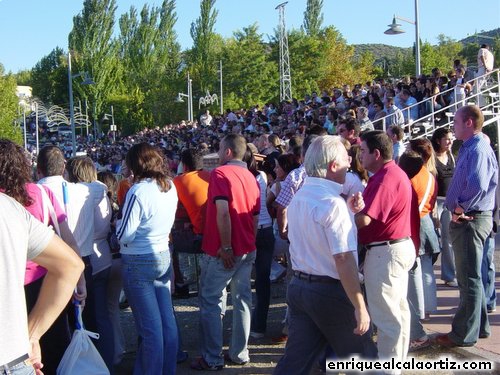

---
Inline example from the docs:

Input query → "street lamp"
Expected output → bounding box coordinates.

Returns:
[176,72,193,122]
[217,60,223,115]
[103,105,116,142]
[384,0,421,77]
[67,50,95,157]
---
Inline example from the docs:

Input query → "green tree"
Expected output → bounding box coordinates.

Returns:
[352,51,377,85]
[220,24,278,110]
[30,48,68,106]
[118,0,182,131]
[189,0,219,93]
[317,26,356,89]
[69,0,121,127]
[302,0,323,37]
[0,68,22,143]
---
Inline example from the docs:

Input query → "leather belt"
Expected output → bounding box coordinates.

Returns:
[258,223,273,229]
[365,237,410,250]
[293,271,340,284]
[1,353,29,371]
[464,210,489,216]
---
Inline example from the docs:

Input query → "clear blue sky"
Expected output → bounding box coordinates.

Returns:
[0,0,499,73]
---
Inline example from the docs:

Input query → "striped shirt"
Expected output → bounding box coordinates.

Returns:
[275,165,307,208]
[445,133,498,213]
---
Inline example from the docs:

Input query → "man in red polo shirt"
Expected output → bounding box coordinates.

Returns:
[354,130,418,369]
[191,134,260,371]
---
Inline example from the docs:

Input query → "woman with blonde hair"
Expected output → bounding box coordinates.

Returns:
[117,143,178,374]
[66,156,115,371]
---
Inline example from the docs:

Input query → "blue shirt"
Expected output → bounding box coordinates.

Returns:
[445,134,498,213]
[117,179,178,255]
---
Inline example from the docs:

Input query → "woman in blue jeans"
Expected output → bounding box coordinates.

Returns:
[117,143,178,375]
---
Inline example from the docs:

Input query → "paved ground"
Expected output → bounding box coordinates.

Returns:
[115,242,500,374]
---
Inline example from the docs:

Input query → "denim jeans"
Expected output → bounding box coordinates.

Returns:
[436,199,456,282]
[1,361,34,375]
[107,257,125,365]
[482,236,497,311]
[408,297,426,340]
[251,226,275,334]
[91,267,115,373]
[449,212,492,345]
[122,251,178,375]
[274,277,377,375]
[408,257,425,318]
[198,251,256,367]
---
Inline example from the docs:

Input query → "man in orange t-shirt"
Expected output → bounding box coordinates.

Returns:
[117,160,132,207]
[171,148,210,298]
[173,149,210,235]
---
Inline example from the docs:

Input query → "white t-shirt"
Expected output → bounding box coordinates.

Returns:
[38,176,106,257]
[256,171,272,227]
[0,194,53,365]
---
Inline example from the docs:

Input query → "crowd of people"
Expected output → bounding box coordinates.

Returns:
[1,46,498,375]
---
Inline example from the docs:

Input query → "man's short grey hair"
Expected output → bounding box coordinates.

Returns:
[304,135,344,178]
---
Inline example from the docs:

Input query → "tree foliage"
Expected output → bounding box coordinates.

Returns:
[69,0,121,124]
[30,48,67,107]
[189,0,219,93]
[0,70,22,143]
[220,24,278,110]
[302,0,323,37]
[118,0,182,132]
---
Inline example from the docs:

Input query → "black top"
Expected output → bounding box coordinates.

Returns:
[435,153,455,197]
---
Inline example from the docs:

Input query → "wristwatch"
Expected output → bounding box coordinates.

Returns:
[222,246,233,253]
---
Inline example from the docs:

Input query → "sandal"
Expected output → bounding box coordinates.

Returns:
[190,356,223,371]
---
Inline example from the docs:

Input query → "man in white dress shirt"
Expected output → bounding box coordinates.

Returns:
[274,135,376,375]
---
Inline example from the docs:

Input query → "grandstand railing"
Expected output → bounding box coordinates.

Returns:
[376,69,500,148]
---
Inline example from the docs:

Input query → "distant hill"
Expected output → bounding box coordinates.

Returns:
[353,43,409,62]
[352,28,500,62]
[460,28,500,45]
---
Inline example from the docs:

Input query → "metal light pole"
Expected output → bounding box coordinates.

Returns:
[176,72,194,122]
[67,50,95,156]
[23,106,27,151]
[384,0,421,77]
[35,102,39,156]
[188,72,193,122]
[103,106,116,142]
[67,51,76,157]
[85,98,89,137]
[218,60,223,115]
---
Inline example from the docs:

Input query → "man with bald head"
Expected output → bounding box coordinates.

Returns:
[436,105,498,348]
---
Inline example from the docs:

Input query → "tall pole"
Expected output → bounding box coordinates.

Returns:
[414,0,421,77]
[85,98,89,137]
[78,99,82,136]
[23,106,27,151]
[111,105,116,142]
[35,102,39,156]
[93,102,97,141]
[67,50,76,157]
[276,2,292,102]
[219,60,223,115]
[187,72,193,122]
